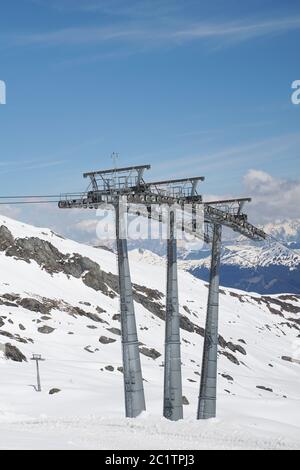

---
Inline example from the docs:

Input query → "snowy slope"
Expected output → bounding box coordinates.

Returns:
[0,214,300,450]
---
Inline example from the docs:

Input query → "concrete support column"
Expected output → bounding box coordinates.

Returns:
[115,200,146,418]
[163,208,183,421]
[197,223,222,419]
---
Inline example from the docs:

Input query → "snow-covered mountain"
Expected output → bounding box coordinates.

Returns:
[180,239,300,295]
[0,215,300,450]
[263,219,300,249]
[119,220,300,295]
[173,220,300,295]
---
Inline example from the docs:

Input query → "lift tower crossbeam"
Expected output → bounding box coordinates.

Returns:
[203,199,266,241]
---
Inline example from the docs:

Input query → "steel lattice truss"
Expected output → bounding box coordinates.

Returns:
[58,164,266,242]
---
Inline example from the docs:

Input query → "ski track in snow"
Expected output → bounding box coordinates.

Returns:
[1,414,299,450]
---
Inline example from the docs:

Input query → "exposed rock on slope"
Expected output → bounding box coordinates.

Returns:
[0,214,299,412]
[2,343,27,362]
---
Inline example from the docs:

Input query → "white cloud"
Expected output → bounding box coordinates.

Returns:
[244,169,277,193]
[201,170,300,228]
[74,219,99,233]
[243,170,300,223]
[0,204,22,219]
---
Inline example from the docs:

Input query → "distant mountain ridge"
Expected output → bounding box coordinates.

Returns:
[179,220,300,295]
[263,219,300,245]
[125,220,300,295]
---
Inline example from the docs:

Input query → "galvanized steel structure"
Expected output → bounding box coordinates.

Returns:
[58,163,266,421]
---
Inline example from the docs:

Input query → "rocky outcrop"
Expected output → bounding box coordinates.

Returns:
[70,306,107,324]
[38,325,55,334]
[227,342,247,356]
[3,343,27,362]
[221,373,234,381]
[19,298,51,315]
[0,299,18,308]
[49,388,61,395]
[182,396,189,405]
[6,236,68,272]
[83,270,117,298]
[3,293,107,324]
[253,295,300,315]
[139,346,161,360]
[282,356,300,365]
[221,350,240,366]
[99,336,116,344]
[256,385,273,392]
[106,327,121,336]
[2,231,118,299]
[0,330,32,344]
[0,226,14,251]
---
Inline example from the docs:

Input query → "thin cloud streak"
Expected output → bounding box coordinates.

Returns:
[151,133,300,180]
[171,17,300,42]
[0,160,66,176]
[23,160,67,170]
[178,119,275,138]
[6,15,300,50]
[31,0,184,19]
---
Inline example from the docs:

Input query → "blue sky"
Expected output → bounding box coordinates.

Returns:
[0,0,300,238]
